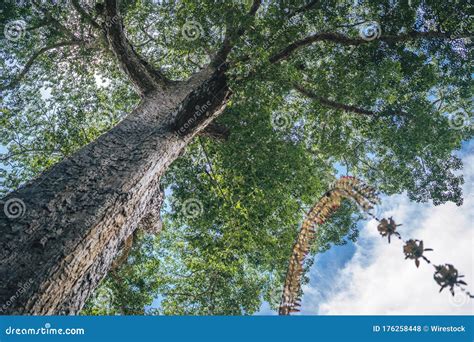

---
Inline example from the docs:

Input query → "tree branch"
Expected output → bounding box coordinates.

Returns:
[270,31,473,64]
[294,84,376,116]
[103,0,170,94]
[32,0,78,41]
[26,19,54,32]
[198,122,230,141]
[211,0,262,67]
[248,0,262,16]
[71,0,101,30]
[0,148,62,162]
[198,138,228,201]
[288,0,320,18]
[0,41,82,91]
[295,83,410,117]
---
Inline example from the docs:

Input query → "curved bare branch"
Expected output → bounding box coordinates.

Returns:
[294,83,410,118]
[270,31,473,64]
[211,0,262,67]
[198,122,230,141]
[288,0,320,18]
[71,0,101,30]
[294,84,376,116]
[103,0,171,94]
[1,41,81,91]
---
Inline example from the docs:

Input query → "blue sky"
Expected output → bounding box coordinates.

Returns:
[2,134,472,315]
[258,139,473,315]
[291,139,474,315]
[2,123,472,315]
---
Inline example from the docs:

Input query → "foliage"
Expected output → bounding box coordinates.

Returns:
[1,0,472,314]
[81,232,162,315]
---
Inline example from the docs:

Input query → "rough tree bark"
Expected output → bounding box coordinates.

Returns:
[0,0,233,314]
[0,65,231,315]
[1,0,449,315]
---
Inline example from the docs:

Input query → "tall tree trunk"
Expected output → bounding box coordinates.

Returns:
[0,66,231,314]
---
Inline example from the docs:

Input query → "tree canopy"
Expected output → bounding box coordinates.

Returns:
[1,0,472,315]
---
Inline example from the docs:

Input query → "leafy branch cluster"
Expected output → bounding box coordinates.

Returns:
[1,0,472,315]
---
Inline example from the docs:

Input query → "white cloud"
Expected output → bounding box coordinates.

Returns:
[304,152,474,315]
